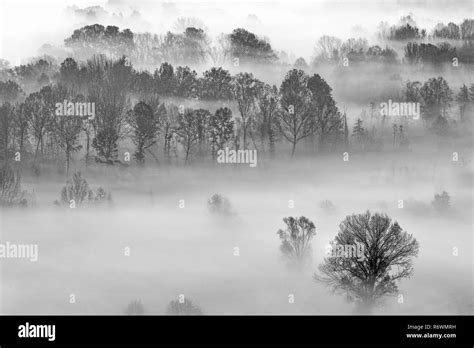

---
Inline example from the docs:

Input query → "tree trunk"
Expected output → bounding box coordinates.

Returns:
[85,128,91,165]
[66,146,70,176]
[268,126,275,158]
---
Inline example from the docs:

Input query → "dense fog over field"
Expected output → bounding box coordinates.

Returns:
[0,0,473,315]
[1,154,473,314]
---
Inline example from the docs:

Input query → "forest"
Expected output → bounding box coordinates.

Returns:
[0,6,472,315]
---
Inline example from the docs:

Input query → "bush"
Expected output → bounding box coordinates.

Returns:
[55,172,112,207]
[95,187,112,204]
[166,298,202,315]
[207,193,232,216]
[59,172,91,206]
[277,216,316,270]
[432,191,450,213]
[0,165,28,207]
[124,300,144,315]
[320,200,336,214]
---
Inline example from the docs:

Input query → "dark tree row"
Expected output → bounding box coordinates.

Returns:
[63,24,277,67]
[378,16,473,41]
[0,53,472,171]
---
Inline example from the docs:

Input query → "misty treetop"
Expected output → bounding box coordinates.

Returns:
[0,55,473,170]
[0,14,473,171]
[315,211,419,313]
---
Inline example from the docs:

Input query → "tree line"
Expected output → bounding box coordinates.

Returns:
[1,54,473,172]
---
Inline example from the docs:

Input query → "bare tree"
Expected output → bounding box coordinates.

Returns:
[254,84,279,156]
[159,105,178,161]
[0,164,26,206]
[0,102,15,160]
[232,73,261,149]
[13,103,30,157]
[23,86,55,160]
[50,87,83,174]
[175,108,200,163]
[314,35,342,62]
[277,216,316,270]
[315,211,419,313]
[210,33,232,66]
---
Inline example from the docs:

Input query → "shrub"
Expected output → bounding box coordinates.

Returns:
[0,165,28,207]
[124,300,144,315]
[166,298,202,315]
[59,172,92,206]
[432,191,450,213]
[207,193,232,216]
[95,187,112,204]
[277,216,316,270]
[320,200,336,214]
[56,172,112,207]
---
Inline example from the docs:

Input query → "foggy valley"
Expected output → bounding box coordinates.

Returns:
[0,0,473,317]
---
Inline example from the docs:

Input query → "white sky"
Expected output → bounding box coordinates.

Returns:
[0,0,471,65]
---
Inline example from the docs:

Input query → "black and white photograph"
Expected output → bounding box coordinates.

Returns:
[0,0,473,345]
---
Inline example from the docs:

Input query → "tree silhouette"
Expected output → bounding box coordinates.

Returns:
[0,165,27,207]
[193,109,211,156]
[432,191,450,213]
[49,86,84,174]
[23,86,55,160]
[232,72,261,149]
[200,67,233,100]
[124,300,145,315]
[65,24,134,60]
[154,62,177,96]
[420,76,453,120]
[207,193,232,216]
[0,102,15,160]
[176,108,200,163]
[0,80,23,103]
[456,85,470,122]
[87,55,130,164]
[166,298,203,315]
[307,73,342,150]
[277,69,313,156]
[209,107,234,158]
[314,35,342,63]
[175,66,198,98]
[315,211,419,313]
[277,216,316,270]
[229,28,277,64]
[127,100,162,164]
[352,118,366,149]
[255,84,279,156]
